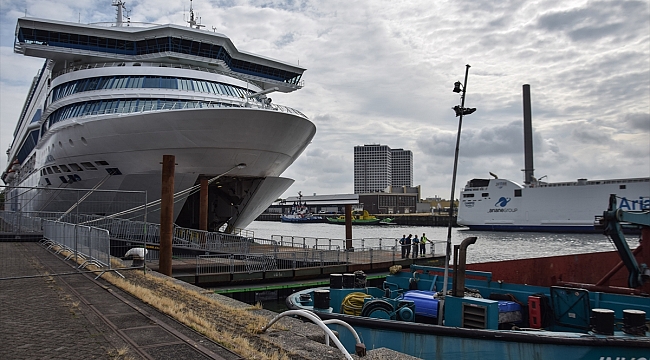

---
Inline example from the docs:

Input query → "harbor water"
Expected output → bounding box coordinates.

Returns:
[245,221,637,264]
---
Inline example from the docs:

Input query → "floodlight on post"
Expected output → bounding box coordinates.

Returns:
[439,64,476,325]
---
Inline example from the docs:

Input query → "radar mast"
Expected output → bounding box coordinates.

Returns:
[187,0,205,29]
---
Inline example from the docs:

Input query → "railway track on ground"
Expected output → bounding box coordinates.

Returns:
[31,243,242,360]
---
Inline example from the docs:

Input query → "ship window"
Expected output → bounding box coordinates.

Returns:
[45,178,51,185]
[463,193,474,198]
[46,167,53,174]
[67,175,76,182]
[482,193,489,197]
[96,161,109,166]
[514,189,522,197]
[81,162,97,170]
[68,163,82,171]
[73,174,81,182]
[59,176,67,183]
[52,166,61,173]
[106,168,122,175]
[620,185,626,189]
[59,164,71,172]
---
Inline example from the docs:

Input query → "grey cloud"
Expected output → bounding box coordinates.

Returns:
[537,1,649,43]
[274,32,296,47]
[623,113,650,132]
[570,126,612,144]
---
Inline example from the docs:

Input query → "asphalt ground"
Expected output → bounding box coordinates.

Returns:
[0,242,242,360]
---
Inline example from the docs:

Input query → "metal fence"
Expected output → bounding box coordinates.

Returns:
[270,234,443,256]
[193,242,446,276]
[196,248,345,275]
[0,210,44,233]
[41,220,114,272]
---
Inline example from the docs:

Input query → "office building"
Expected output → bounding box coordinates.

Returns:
[354,144,413,194]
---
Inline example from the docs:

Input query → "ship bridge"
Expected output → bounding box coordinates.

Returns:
[14,17,305,93]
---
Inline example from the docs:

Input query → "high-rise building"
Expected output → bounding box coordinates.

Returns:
[354,144,413,194]
[391,148,413,187]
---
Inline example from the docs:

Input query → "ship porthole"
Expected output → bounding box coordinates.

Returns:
[68,139,74,146]
[81,137,87,145]
[58,141,63,148]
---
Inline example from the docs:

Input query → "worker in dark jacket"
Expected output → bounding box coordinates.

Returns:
[412,235,419,259]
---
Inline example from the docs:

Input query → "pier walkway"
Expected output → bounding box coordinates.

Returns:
[0,241,242,360]
[1,242,421,360]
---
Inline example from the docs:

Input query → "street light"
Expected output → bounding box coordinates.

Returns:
[439,64,476,325]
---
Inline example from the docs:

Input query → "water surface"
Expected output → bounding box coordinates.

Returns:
[246,221,634,264]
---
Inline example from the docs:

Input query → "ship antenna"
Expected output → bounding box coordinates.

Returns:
[112,0,127,27]
[187,0,205,29]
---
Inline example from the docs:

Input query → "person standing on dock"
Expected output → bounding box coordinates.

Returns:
[420,233,428,257]
[412,235,419,259]
[405,234,412,258]
[400,234,408,258]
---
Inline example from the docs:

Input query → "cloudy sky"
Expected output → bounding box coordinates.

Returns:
[1,0,648,200]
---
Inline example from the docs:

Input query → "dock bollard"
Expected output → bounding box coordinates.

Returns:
[330,274,343,289]
[313,290,330,310]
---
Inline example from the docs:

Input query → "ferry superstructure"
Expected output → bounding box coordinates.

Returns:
[2,2,316,231]
[457,85,649,233]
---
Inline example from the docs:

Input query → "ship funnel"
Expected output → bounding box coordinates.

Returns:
[522,84,534,185]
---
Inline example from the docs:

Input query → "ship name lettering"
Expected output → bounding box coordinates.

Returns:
[487,208,518,213]
[618,196,650,211]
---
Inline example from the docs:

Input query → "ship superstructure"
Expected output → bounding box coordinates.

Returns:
[2,1,316,231]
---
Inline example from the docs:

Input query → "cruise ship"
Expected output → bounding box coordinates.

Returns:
[1,1,316,232]
[457,85,649,233]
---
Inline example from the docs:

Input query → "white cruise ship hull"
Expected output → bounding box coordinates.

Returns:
[8,107,314,229]
[458,178,650,232]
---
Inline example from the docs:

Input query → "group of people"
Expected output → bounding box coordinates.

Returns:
[399,233,428,259]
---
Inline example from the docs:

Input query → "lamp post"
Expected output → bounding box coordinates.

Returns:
[439,64,476,325]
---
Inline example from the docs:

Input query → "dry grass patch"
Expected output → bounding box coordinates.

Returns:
[102,271,290,360]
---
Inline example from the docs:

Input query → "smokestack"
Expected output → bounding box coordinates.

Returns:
[522,84,534,185]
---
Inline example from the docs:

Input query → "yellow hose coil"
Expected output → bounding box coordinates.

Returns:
[341,292,371,316]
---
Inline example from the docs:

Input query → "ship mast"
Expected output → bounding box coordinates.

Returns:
[187,0,205,29]
[112,0,126,27]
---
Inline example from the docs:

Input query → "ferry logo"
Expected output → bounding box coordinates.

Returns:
[495,181,507,189]
[495,197,511,207]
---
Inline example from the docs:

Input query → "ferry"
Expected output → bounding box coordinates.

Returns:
[458,85,649,233]
[457,176,649,232]
[1,1,315,232]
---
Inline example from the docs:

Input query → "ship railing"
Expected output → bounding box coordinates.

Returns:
[53,96,306,121]
[51,60,304,90]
